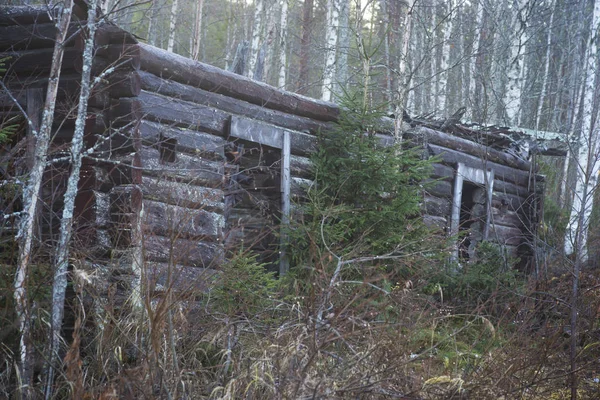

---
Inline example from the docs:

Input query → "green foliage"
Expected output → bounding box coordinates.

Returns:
[290,94,432,263]
[208,251,277,315]
[424,241,523,311]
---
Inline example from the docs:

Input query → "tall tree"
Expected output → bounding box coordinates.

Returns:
[322,0,340,101]
[167,0,180,52]
[278,0,289,89]
[297,0,314,94]
[191,0,205,60]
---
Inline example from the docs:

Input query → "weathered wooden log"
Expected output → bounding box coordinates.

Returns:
[95,153,143,188]
[492,192,529,212]
[109,185,143,248]
[143,234,223,268]
[0,22,81,50]
[423,214,448,230]
[227,208,274,229]
[488,224,526,247]
[0,5,61,26]
[143,199,223,240]
[430,163,455,181]
[95,44,141,67]
[423,179,453,198]
[106,71,142,98]
[290,177,313,198]
[229,116,317,156]
[146,262,218,293]
[423,195,451,217]
[428,144,531,186]
[140,175,224,212]
[74,189,109,228]
[0,47,81,76]
[138,43,339,122]
[109,97,142,127]
[136,91,229,135]
[139,120,225,160]
[139,146,223,187]
[410,126,532,171]
[92,23,138,47]
[138,71,332,134]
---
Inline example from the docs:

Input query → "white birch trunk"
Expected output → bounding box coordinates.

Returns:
[167,0,179,52]
[13,3,74,394]
[321,0,340,101]
[248,0,264,78]
[277,0,288,89]
[469,0,482,105]
[191,0,205,60]
[534,0,556,132]
[437,0,454,117]
[334,0,350,96]
[45,1,99,397]
[564,0,600,258]
[393,0,415,140]
[503,0,528,126]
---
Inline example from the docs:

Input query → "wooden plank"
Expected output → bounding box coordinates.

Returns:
[428,144,531,186]
[142,199,223,240]
[137,91,229,135]
[229,116,317,156]
[139,119,225,160]
[280,130,291,275]
[138,71,332,134]
[140,175,224,212]
[138,43,339,122]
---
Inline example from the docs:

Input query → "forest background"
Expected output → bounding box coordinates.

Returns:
[2,0,600,399]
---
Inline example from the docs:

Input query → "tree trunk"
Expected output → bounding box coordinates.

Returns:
[191,0,205,60]
[436,0,454,117]
[248,0,264,78]
[534,0,556,132]
[321,0,339,101]
[13,3,74,396]
[334,0,349,96]
[393,0,414,140]
[167,0,179,52]
[277,0,288,89]
[297,0,314,95]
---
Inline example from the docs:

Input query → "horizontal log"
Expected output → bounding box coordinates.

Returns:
[226,189,277,210]
[146,262,218,294]
[94,44,141,68]
[0,47,81,76]
[92,23,138,47]
[423,179,453,199]
[138,43,339,122]
[74,189,110,228]
[0,5,61,26]
[410,126,532,171]
[139,119,225,160]
[430,163,454,181]
[423,196,451,217]
[143,234,223,268]
[428,144,532,186]
[489,224,527,247]
[109,97,142,128]
[106,70,142,98]
[137,91,229,135]
[290,177,314,198]
[142,199,223,240]
[138,71,332,134]
[229,116,317,156]
[0,22,81,51]
[492,192,529,212]
[90,153,142,190]
[141,175,224,212]
[139,146,223,187]
[423,214,448,230]
[227,208,274,229]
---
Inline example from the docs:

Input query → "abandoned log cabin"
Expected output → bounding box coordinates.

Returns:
[0,6,548,295]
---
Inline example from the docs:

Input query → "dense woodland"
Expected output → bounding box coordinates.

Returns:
[1,0,600,399]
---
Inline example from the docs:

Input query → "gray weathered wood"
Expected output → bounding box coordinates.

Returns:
[138,71,332,134]
[139,120,225,160]
[146,262,218,293]
[144,234,223,267]
[138,43,339,121]
[143,199,223,240]
[140,175,224,212]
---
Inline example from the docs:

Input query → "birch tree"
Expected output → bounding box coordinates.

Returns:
[45,1,99,396]
[435,0,454,116]
[334,0,350,96]
[278,0,289,89]
[191,0,205,60]
[502,0,528,126]
[322,0,340,101]
[248,0,264,77]
[393,0,415,140]
[167,0,179,52]
[11,2,75,394]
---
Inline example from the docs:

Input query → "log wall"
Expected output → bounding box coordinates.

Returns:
[1,8,541,294]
